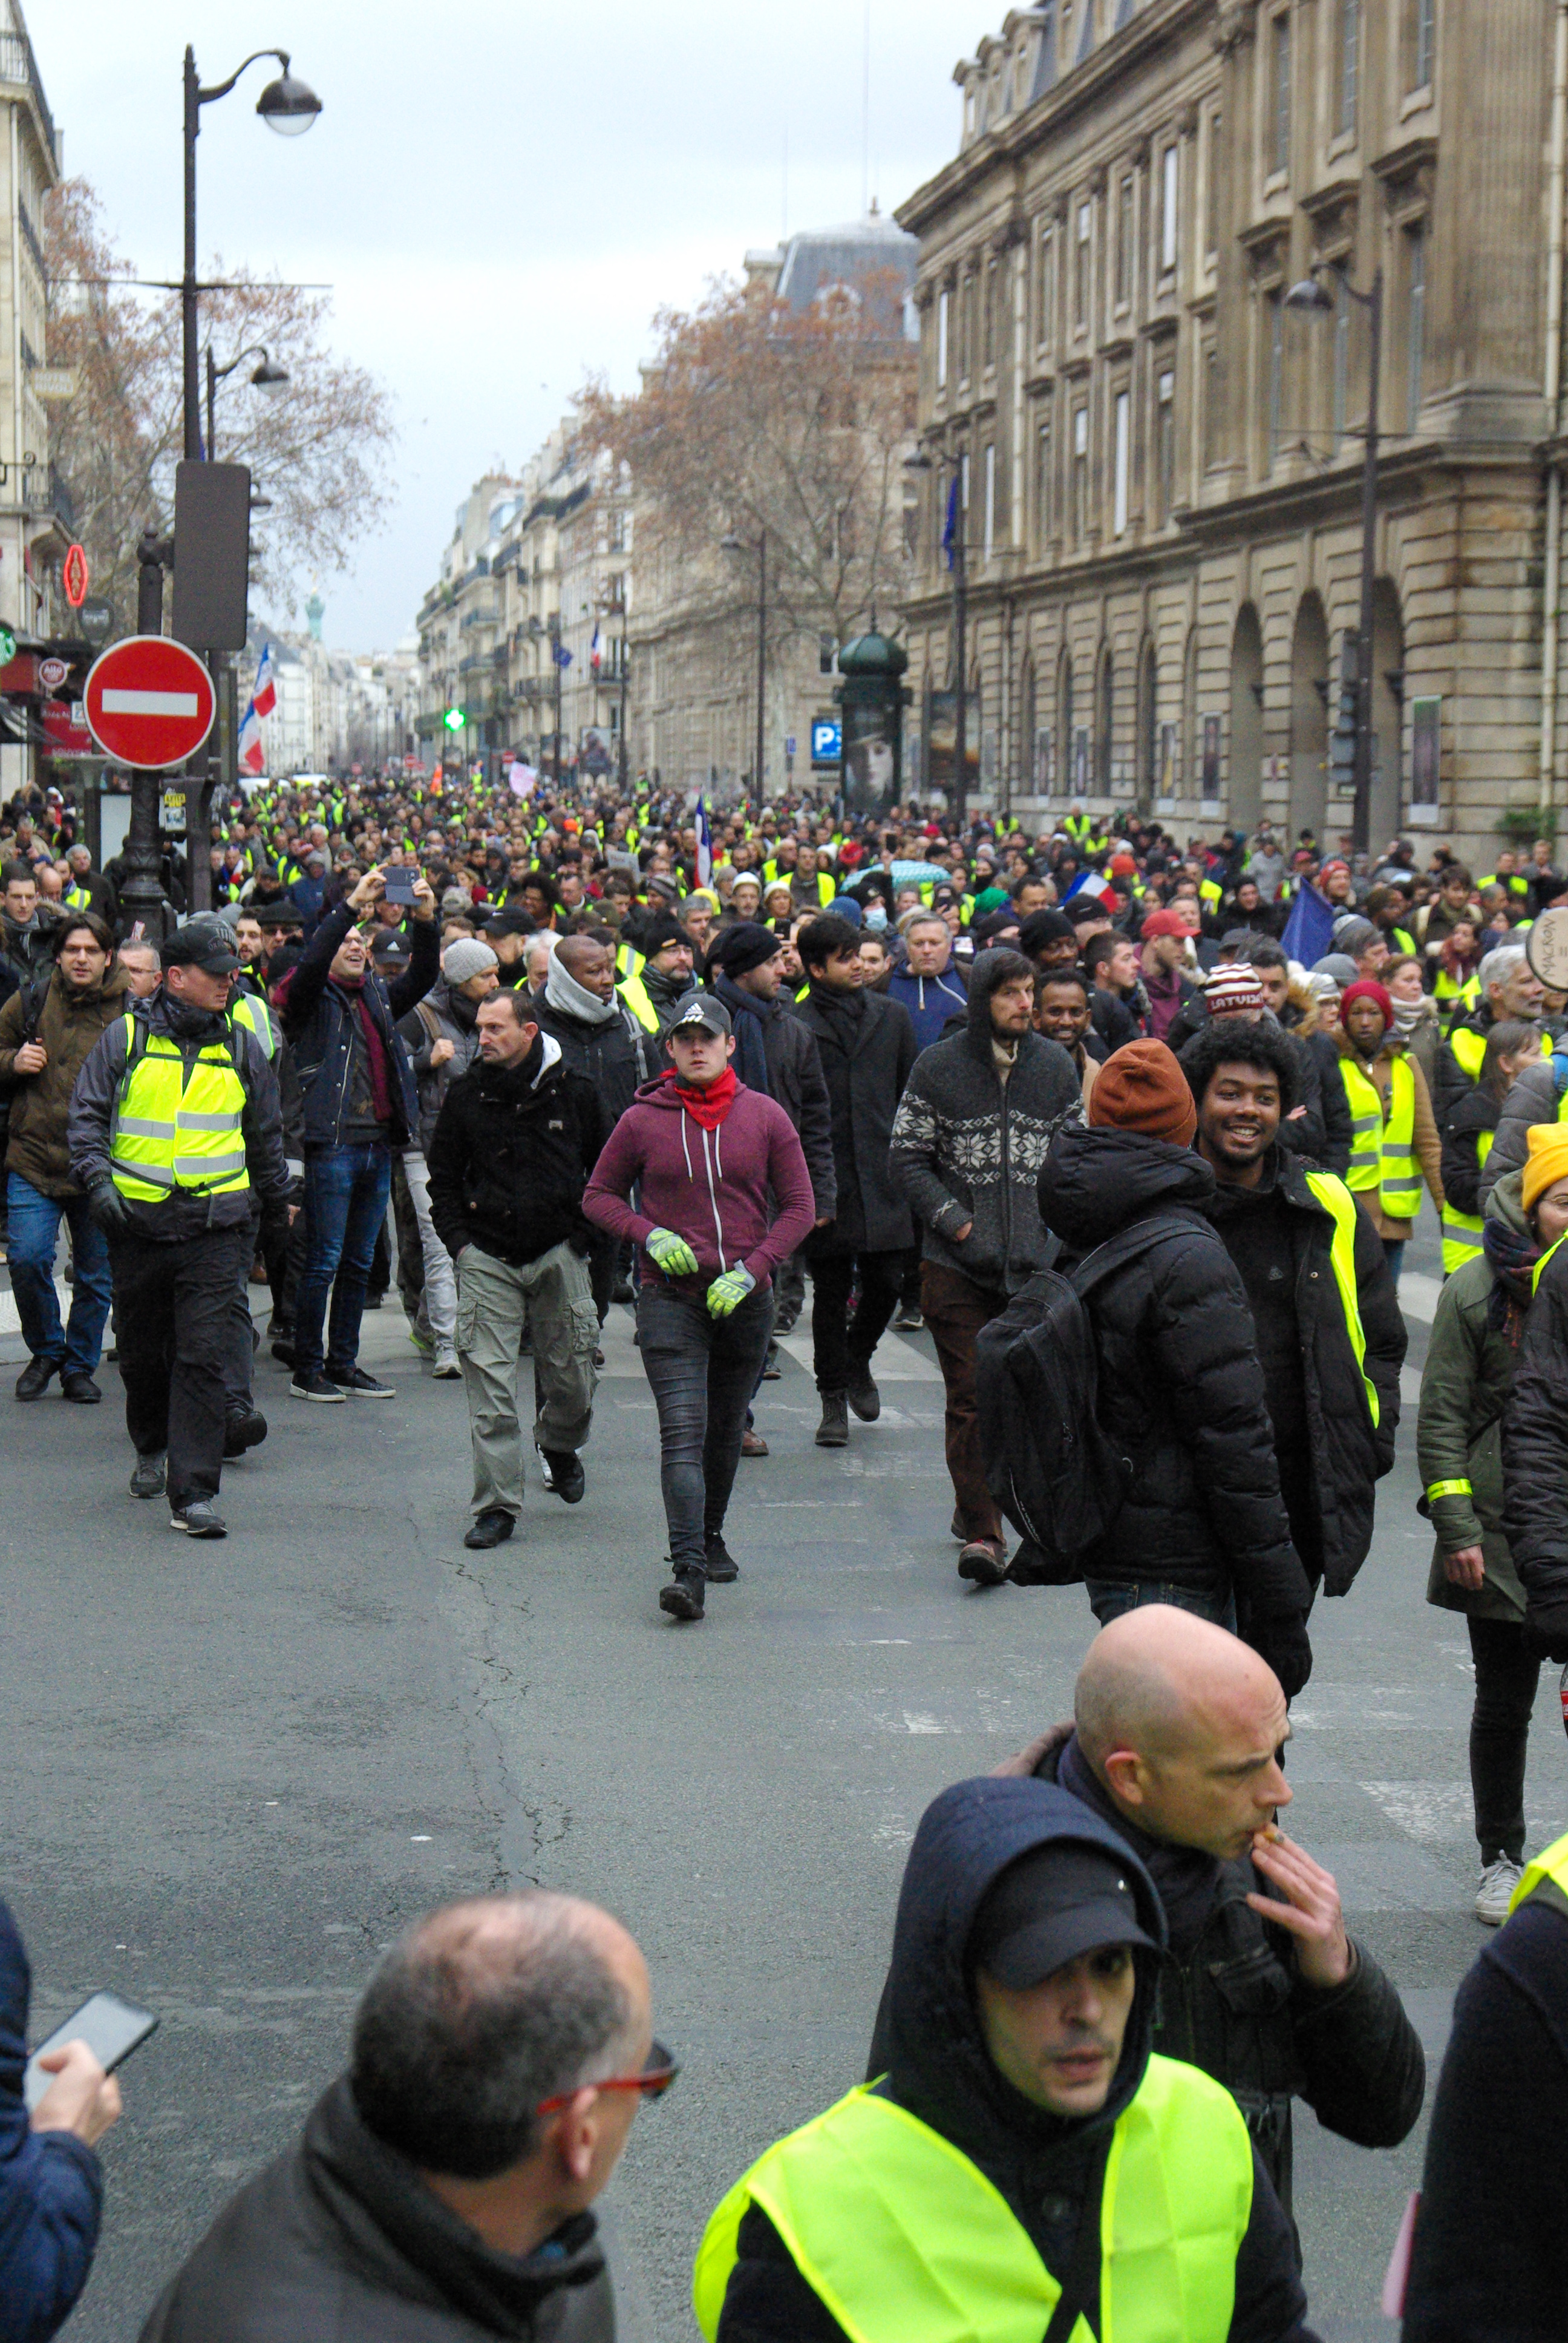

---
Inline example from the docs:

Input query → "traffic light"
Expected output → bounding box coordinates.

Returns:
[443,706,465,733]
[1329,639,1357,799]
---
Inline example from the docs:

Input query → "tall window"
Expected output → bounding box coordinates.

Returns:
[1413,0,1436,87]
[1116,174,1134,307]
[984,444,998,557]
[936,287,950,387]
[1265,291,1283,474]
[1059,650,1074,770]
[1161,144,1178,273]
[1075,199,1092,328]
[962,274,977,381]
[1332,274,1349,452]
[1073,404,1089,542]
[1206,110,1222,255]
[1037,226,1055,347]
[1338,0,1359,137]
[1112,388,1131,536]
[1155,366,1176,523]
[1272,13,1292,177]
[983,261,998,370]
[1407,222,1426,431]
[1037,413,1053,544]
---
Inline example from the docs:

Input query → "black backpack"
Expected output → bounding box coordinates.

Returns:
[976,1211,1201,1583]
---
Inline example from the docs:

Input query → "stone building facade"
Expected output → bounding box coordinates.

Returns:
[897,0,1568,862]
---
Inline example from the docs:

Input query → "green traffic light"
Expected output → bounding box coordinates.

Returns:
[443,707,464,733]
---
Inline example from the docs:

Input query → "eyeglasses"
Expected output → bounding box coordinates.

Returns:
[535,2039,680,2117]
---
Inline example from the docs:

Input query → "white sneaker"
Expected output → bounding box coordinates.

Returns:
[1475,1856,1524,1927]
[432,1345,462,1379]
[536,1447,555,1490]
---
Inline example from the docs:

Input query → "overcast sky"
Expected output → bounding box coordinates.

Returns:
[41,1,984,653]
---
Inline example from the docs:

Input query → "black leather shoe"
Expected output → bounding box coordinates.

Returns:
[814,1392,849,1447]
[15,1357,58,1401]
[61,1372,102,1404]
[463,1509,515,1549]
[542,1449,586,1504]
[224,1406,268,1457]
[846,1366,881,1422]
[704,1535,740,1583]
[659,1565,705,1621]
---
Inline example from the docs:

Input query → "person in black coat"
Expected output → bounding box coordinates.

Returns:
[788,914,916,1446]
[1250,947,1354,1178]
[1500,1138,1568,1657]
[1036,1041,1314,1693]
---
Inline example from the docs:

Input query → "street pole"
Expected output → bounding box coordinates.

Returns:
[756,528,766,799]
[183,47,201,460]
[618,624,629,792]
[121,531,174,942]
[952,468,968,830]
[1351,267,1383,864]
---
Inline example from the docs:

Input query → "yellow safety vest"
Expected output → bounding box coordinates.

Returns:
[616,969,660,1034]
[1510,1826,1568,1916]
[1448,1024,1486,1083]
[109,1015,249,1204]
[64,883,93,913]
[1304,1170,1380,1427]
[1199,878,1223,912]
[1341,1052,1422,1219]
[615,939,644,981]
[1532,1231,1568,1294]
[694,2064,1252,2343]
[230,989,280,1061]
[1442,1129,1493,1277]
[1433,970,1480,1018]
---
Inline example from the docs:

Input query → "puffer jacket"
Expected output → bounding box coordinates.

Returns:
[396,978,484,1155]
[0,960,131,1195]
[1277,980,1353,1175]
[1476,1046,1568,1210]
[1036,1126,1310,1623]
[1419,1171,1532,1622]
[1500,1211,1568,1639]
[888,957,1083,1294]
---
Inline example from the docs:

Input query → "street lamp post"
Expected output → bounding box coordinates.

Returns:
[721,529,766,799]
[204,344,289,462]
[181,45,321,461]
[1285,263,1383,861]
[904,449,967,825]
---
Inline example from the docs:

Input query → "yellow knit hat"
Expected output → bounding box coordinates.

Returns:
[1521,1120,1568,1213]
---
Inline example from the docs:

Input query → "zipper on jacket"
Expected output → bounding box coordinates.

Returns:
[702,1125,727,1263]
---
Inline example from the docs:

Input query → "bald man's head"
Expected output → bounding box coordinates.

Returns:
[1075,1608,1292,1861]
[556,933,615,1001]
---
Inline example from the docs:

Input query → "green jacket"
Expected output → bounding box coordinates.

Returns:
[1416,1170,1530,1620]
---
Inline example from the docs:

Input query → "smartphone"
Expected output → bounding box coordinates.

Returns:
[24,1991,159,2111]
[381,869,418,906]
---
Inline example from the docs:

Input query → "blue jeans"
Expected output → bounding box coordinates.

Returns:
[1083,1578,1239,1634]
[1382,1239,1405,1290]
[7,1172,111,1374]
[294,1144,393,1380]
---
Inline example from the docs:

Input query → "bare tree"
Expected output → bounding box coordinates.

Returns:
[44,177,396,620]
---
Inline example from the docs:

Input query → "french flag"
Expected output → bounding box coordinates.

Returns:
[1064,870,1118,911]
[695,795,713,888]
[237,643,276,776]
[590,623,603,675]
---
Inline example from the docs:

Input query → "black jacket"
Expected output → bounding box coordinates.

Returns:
[1204,1148,1405,1596]
[1278,1011,1354,1178]
[1438,1083,1501,1216]
[427,1035,612,1269]
[1431,998,1499,1125]
[710,972,836,1218]
[1500,1246,1568,1638]
[137,2077,614,2343]
[532,994,655,1127]
[720,1777,1315,2343]
[277,899,439,1150]
[889,959,1084,1293]
[788,983,915,1254]
[1036,1127,1311,1626]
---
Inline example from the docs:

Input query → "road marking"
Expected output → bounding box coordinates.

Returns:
[774,1330,942,1383]
[100,687,201,716]
[1400,1273,1442,1325]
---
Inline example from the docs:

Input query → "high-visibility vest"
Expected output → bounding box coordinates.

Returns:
[230,989,280,1061]
[1478,872,1531,900]
[1433,969,1480,1019]
[1448,1023,1487,1084]
[1341,1052,1422,1219]
[616,969,660,1034]
[1388,925,1417,955]
[1510,1826,1568,1915]
[1198,877,1222,913]
[693,2063,1252,2343]
[109,1015,249,1204]
[64,883,93,913]
[615,939,644,981]
[1304,1170,1381,1427]
[1532,1230,1568,1294]
[1442,1129,1494,1276]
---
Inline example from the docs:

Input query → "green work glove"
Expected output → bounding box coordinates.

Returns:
[646,1226,699,1278]
[707,1264,757,1320]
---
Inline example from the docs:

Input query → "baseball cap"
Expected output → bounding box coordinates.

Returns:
[161,917,240,974]
[969,1843,1156,1990]
[1140,907,1187,941]
[668,992,731,1040]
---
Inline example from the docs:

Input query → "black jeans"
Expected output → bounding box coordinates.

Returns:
[636,1282,774,1570]
[111,1225,252,1507]
[1469,1615,1542,1864]
[810,1247,913,1395]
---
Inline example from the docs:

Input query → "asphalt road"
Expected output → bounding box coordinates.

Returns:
[0,1202,1558,2342]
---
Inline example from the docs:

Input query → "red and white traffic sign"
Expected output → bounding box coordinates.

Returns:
[82,635,215,770]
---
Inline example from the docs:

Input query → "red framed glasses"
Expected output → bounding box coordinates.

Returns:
[536,2039,680,2116]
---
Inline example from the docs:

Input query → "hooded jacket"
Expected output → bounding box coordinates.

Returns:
[0,958,131,1196]
[426,1034,612,1270]
[1036,1127,1311,1626]
[716,1777,1313,2343]
[136,2077,613,2343]
[888,956,1084,1293]
[884,955,968,1052]
[708,972,836,1217]
[581,1073,815,1297]
[396,977,486,1155]
[1475,1047,1568,1210]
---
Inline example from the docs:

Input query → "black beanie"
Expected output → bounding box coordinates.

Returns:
[708,920,783,978]
[639,912,686,955]
[1018,907,1076,955]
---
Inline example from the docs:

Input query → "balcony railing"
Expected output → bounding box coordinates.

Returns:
[0,28,57,174]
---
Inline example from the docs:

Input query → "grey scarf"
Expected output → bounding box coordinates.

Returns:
[544,952,619,1027]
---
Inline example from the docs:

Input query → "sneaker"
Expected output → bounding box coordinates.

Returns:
[171,1500,227,1539]
[611,1276,635,1305]
[958,1537,1010,1588]
[704,1535,740,1583]
[760,1343,782,1381]
[223,1406,268,1458]
[543,1449,586,1504]
[846,1366,881,1422]
[129,1451,166,1500]
[1475,1855,1524,1927]
[659,1565,706,1621]
[431,1344,462,1379]
[950,1509,966,1542]
[537,1447,557,1490]
[291,1370,345,1403]
[892,1304,924,1332]
[814,1392,849,1448]
[332,1367,394,1398]
[407,1321,436,1354]
[464,1508,515,1550]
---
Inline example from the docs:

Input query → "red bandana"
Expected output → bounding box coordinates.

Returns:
[662,1064,737,1130]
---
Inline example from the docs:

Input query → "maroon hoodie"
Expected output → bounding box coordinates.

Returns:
[583,1074,815,1296]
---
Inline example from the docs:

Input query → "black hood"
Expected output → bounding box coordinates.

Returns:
[1037,1124,1214,1252]
[880,1778,1165,2215]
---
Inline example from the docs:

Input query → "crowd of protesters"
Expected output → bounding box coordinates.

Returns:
[5,765,1568,2336]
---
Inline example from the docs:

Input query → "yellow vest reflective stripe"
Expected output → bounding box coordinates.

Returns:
[1200,879,1222,910]
[1449,1024,1486,1083]
[1442,1129,1494,1276]
[1426,1477,1474,1501]
[1510,1826,1568,1916]
[1304,1170,1381,1428]
[1531,1232,1568,1294]
[1340,1054,1420,1219]
[616,969,660,1034]
[694,2065,1252,2343]
[109,1015,249,1203]
[615,940,644,981]
[230,990,279,1061]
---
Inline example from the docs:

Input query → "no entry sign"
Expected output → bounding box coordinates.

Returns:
[83,636,215,770]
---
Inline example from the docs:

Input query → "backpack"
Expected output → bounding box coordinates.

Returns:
[976,1211,1203,1583]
